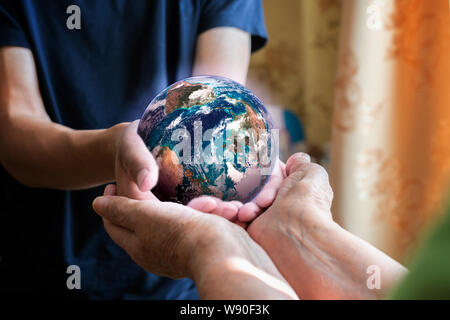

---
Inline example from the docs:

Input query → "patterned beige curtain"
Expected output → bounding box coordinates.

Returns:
[329,0,450,261]
[248,0,450,262]
[247,0,341,160]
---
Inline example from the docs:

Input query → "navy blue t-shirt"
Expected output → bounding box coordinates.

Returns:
[0,0,267,299]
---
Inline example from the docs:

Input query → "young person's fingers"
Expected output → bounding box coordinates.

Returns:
[118,120,158,192]
[116,164,159,201]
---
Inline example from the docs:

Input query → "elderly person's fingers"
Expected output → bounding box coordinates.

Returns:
[103,183,117,196]
[237,202,262,223]
[281,153,333,211]
[115,120,160,201]
[92,195,196,278]
[253,159,286,208]
[93,196,141,231]
[235,221,248,229]
[237,159,286,222]
[93,195,245,279]
[187,196,241,221]
[187,196,218,212]
[285,152,311,176]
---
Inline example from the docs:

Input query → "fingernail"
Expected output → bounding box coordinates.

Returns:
[137,169,149,190]
[222,207,237,220]
[93,197,109,211]
[295,153,311,162]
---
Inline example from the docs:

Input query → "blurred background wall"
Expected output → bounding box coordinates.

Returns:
[247,0,450,262]
[247,0,341,164]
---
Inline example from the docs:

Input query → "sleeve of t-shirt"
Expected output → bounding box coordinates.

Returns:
[198,0,268,53]
[0,1,30,48]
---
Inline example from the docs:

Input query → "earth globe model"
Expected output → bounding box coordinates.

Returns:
[138,75,276,204]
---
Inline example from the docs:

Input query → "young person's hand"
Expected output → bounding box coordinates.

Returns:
[114,120,159,200]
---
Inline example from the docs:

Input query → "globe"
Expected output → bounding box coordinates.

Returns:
[138,76,275,204]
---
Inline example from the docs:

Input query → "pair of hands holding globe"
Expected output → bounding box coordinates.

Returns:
[112,120,287,226]
[92,120,336,299]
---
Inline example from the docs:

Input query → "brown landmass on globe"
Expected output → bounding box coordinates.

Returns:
[241,103,266,134]
[153,146,183,199]
[165,81,216,114]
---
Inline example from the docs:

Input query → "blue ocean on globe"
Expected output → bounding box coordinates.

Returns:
[138,76,275,204]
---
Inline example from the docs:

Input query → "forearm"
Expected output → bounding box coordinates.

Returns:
[193,27,250,85]
[268,216,407,299]
[189,228,298,300]
[193,257,297,300]
[0,115,126,189]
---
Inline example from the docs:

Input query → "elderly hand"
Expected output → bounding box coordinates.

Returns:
[92,192,297,299]
[247,153,333,246]
[246,153,406,299]
[187,158,286,228]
